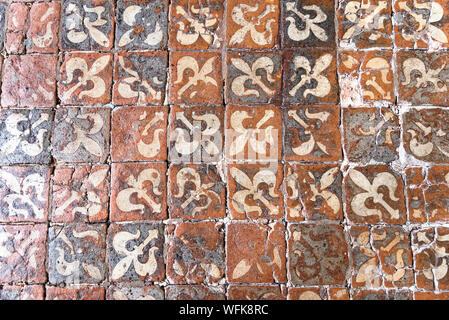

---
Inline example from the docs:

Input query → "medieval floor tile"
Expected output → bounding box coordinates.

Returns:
[52,107,110,164]
[60,0,115,51]
[45,286,105,300]
[397,50,449,106]
[47,224,106,285]
[168,105,224,163]
[0,285,44,300]
[0,166,50,223]
[328,288,350,300]
[282,0,335,48]
[1,54,57,107]
[226,105,282,161]
[284,105,342,162]
[285,164,343,221]
[227,222,286,284]
[226,0,279,49]
[58,53,113,105]
[168,164,225,220]
[226,51,282,105]
[0,224,47,284]
[110,162,167,221]
[344,165,407,224]
[414,291,449,300]
[227,285,286,300]
[288,223,349,286]
[107,223,165,282]
[402,108,449,163]
[351,289,412,300]
[288,287,327,300]
[111,106,168,162]
[343,107,400,164]
[169,0,224,50]
[283,49,338,105]
[394,0,449,49]
[52,165,110,223]
[165,285,225,300]
[107,284,164,300]
[412,227,449,291]
[169,51,222,105]
[115,0,168,51]
[0,109,53,165]
[113,52,168,106]
[337,0,393,48]
[166,221,225,284]
[0,2,6,51]
[227,162,284,220]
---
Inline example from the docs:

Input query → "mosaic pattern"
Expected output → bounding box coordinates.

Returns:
[1,0,449,301]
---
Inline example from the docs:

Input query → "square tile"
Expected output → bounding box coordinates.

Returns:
[227,285,286,300]
[0,285,44,300]
[226,51,282,105]
[284,105,342,161]
[26,2,61,53]
[52,107,110,163]
[115,0,168,51]
[169,0,224,50]
[52,165,110,223]
[227,162,283,220]
[166,221,225,284]
[227,222,286,283]
[47,224,106,285]
[165,285,225,300]
[107,223,165,282]
[45,286,105,300]
[169,51,222,105]
[107,284,164,300]
[111,106,168,162]
[110,162,167,221]
[288,288,326,300]
[0,166,50,223]
[168,164,225,220]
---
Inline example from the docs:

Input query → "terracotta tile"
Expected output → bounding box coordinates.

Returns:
[351,289,412,300]
[113,52,167,106]
[0,224,47,284]
[168,164,225,220]
[47,224,106,285]
[397,50,449,106]
[328,288,350,300]
[169,51,222,105]
[394,0,449,49]
[58,53,113,105]
[1,55,57,107]
[284,105,342,161]
[288,223,349,286]
[414,291,449,300]
[45,286,105,300]
[226,222,286,283]
[343,107,400,164]
[111,106,168,162]
[345,165,407,224]
[0,109,53,165]
[0,2,6,51]
[0,285,44,300]
[52,165,110,223]
[107,223,165,282]
[165,285,225,300]
[115,0,168,51]
[110,162,167,222]
[226,51,282,105]
[107,284,164,300]
[226,0,279,49]
[337,0,393,48]
[226,105,282,161]
[167,221,225,284]
[288,287,326,300]
[412,227,449,291]
[60,0,115,51]
[169,105,224,162]
[26,2,61,53]
[227,285,286,300]
[0,166,50,223]
[403,108,449,163]
[52,107,110,164]
[282,0,335,48]
[285,164,343,221]
[283,49,338,105]
[169,0,224,50]
[227,162,283,220]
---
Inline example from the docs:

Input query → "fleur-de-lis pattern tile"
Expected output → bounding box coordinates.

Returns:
[1,0,449,301]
